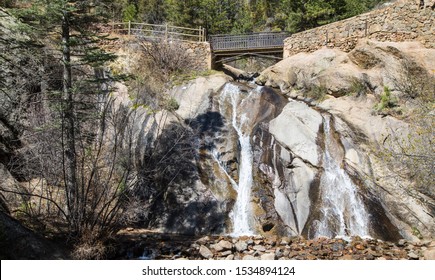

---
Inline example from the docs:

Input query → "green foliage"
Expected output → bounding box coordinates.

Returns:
[412,226,423,239]
[5,0,386,35]
[375,86,399,114]
[0,0,14,8]
[137,0,166,23]
[165,97,179,111]
[122,3,137,22]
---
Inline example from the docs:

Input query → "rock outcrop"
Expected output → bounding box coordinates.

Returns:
[256,39,435,240]
[0,211,66,259]
[258,40,435,98]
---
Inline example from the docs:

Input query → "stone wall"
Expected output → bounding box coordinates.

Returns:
[284,0,434,57]
[181,41,212,71]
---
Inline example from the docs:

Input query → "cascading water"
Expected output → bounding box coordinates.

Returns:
[312,115,371,239]
[219,83,255,236]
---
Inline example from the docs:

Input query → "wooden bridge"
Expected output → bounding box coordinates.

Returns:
[209,32,289,64]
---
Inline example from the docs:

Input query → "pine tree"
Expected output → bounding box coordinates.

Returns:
[16,0,124,239]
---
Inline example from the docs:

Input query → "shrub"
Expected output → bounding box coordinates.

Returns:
[305,84,327,101]
[348,77,369,97]
[374,86,399,114]
[165,97,179,111]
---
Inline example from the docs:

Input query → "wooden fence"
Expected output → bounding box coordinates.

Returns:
[111,22,206,42]
[209,32,289,51]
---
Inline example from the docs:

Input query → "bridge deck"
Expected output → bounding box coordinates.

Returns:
[209,32,289,52]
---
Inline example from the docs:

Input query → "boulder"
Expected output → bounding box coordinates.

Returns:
[0,212,66,259]
[199,245,213,259]
[235,240,248,252]
[215,240,233,251]
[172,73,231,119]
[260,253,276,260]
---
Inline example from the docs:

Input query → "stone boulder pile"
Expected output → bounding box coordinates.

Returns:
[115,230,435,260]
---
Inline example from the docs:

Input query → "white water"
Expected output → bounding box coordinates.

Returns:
[313,115,371,239]
[220,84,255,236]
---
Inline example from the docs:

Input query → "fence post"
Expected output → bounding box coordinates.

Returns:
[128,21,131,36]
[199,26,202,42]
[165,23,168,40]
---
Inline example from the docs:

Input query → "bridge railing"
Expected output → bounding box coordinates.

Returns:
[111,22,206,42]
[209,32,289,51]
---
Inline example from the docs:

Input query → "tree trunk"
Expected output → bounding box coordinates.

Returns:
[61,11,78,229]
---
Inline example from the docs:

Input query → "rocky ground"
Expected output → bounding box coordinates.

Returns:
[114,229,435,260]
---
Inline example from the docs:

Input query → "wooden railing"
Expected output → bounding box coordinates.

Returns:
[111,22,206,42]
[209,32,289,51]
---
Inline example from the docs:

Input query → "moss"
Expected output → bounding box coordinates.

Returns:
[412,226,423,239]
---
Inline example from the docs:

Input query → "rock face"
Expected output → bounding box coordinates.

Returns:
[269,101,322,166]
[256,39,435,241]
[257,40,435,99]
[172,73,231,119]
[266,101,322,235]
[110,38,433,241]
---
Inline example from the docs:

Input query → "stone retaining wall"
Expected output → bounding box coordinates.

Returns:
[284,0,434,57]
[181,41,212,71]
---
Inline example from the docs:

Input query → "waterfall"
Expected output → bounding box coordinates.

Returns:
[313,115,371,239]
[220,83,255,236]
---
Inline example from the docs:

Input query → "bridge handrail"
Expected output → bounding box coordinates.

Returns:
[111,22,206,42]
[209,32,290,51]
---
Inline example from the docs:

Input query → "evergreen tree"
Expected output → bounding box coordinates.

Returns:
[15,0,126,240]
[137,0,166,23]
